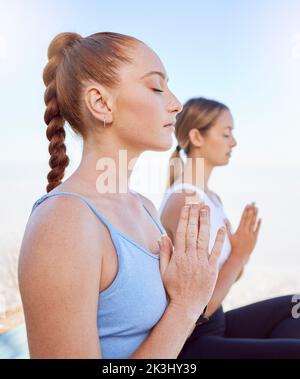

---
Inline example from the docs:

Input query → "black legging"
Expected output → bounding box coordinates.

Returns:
[178,295,300,359]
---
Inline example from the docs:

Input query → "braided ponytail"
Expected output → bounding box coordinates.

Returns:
[42,31,140,192]
[42,32,81,192]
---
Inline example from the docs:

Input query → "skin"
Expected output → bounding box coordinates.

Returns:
[18,42,226,358]
[160,109,262,316]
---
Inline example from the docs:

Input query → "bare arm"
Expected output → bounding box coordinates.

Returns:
[130,303,200,359]
[205,255,245,316]
[207,203,262,315]
[18,196,103,358]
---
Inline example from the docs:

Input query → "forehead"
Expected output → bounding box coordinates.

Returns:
[119,42,168,81]
[213,109,234,130]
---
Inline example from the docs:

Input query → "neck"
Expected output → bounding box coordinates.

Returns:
[72,134,142,196]
[182,151,214,191]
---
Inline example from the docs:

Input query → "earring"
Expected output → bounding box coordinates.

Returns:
[103,117,106,128]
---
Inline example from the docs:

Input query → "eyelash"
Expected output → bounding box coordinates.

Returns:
[223,135,230,138]
[152,88,164,93]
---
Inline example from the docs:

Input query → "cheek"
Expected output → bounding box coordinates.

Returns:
[117,87,163,124]
[204,137,228,162]
[207,136,226,152]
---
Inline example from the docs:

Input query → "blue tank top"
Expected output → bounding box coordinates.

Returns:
[30,191,169,358]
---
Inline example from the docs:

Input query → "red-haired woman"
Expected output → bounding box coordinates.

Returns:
[18,33,226,359]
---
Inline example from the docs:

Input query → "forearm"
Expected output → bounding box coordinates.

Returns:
[235,266,244,282]
[130,303,203,359]
[206,255,245,316]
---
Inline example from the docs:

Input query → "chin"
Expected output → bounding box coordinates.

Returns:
[151,140,173,152]
[215,158,230,166]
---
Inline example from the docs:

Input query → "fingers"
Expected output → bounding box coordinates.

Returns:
[244,204,254,230]
[224,218,233,238]
[186,204,201,256]
[174,205,190,254]
[254,218,262,237]
[240,203,259,232]
[158,234,173,277]
[197,205,210,259]
[239,205,249,228]
[209,227,226,266]
[245,203,255,231]
[165,234,174,252]
[249,205,258,232]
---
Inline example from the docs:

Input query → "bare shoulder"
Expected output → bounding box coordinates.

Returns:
[20,194,104,264]
[136,192,160,219]
[18,194,103,358]
[160,187,203,242]
[161,186,204,216]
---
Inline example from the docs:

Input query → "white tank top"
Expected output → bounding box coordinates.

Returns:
[159,182,231,269]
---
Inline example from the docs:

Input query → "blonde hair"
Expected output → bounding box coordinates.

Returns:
[165,97,229,190]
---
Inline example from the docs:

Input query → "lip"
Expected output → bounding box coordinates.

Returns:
[226,152,232,157]
[163,123,175,131]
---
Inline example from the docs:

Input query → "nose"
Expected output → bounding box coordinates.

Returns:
[168,92,183,115]
[231,135,237,148]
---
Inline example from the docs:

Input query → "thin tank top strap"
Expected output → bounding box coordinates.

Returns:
[30,191,117,233]
[141,204,165,234]
[131,190,166,235]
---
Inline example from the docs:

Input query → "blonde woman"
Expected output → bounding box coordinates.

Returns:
[159,97,300,358]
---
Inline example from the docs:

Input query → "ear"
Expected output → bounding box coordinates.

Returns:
[83,83,114,125]
[188,128,205,148]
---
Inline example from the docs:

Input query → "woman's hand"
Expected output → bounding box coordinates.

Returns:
[225,202,262,265]
[158,203,226,319]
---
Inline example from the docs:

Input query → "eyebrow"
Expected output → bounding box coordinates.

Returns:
[140,70,169,82]
[225,125,234,130]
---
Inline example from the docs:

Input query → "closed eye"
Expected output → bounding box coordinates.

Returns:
[152,88,164,93]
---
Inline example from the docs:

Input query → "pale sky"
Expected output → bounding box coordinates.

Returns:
[0,0,300,271]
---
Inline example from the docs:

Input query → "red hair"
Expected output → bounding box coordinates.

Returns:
[42,32,140,192]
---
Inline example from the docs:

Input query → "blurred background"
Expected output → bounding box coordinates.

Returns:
[0,0,299,358]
